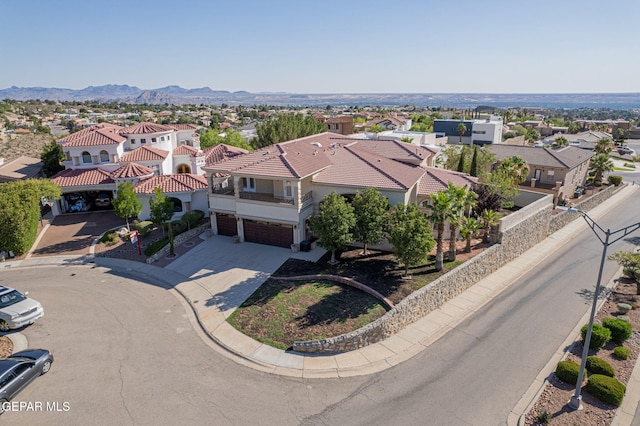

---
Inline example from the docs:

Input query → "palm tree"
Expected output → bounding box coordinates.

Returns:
[426,191,453,271]
[480,209,500,243]
[459,217,482,253]
[444,184,468,262]
[457,122,467,144]
[589,153,614,184]
[594,137,614,154]
[553,136,569,147]
[498,156,529,185]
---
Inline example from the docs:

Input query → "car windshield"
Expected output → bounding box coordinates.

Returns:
[0,290,26,308]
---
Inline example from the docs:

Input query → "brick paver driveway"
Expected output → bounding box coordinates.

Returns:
[31,211,125,257]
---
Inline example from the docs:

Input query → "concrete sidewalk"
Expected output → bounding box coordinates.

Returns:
[1,184,638,423]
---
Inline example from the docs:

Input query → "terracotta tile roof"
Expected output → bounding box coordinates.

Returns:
[111,162,155,179]
[346,138,436,163]
[119,122,174,134]
[203,144,250,166]
[173,145,201,156]
[121,145,169,162]
[133,174,208,194]
[50,168,114,187]
[57,123,125,147]
[167,123,198,131]
[418,167,478,195]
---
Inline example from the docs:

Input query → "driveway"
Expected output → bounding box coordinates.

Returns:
[30,212,124,257]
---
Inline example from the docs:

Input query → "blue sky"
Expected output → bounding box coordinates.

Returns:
[1,0,639,93]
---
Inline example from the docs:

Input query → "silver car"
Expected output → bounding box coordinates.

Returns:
[0,287,44,332]
[0,349,53,414]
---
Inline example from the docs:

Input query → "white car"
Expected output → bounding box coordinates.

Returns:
[617,146,636,156]
[0,286,44,332]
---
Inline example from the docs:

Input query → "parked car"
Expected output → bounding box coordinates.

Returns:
[0,286,44,332]
[0,349,53,413]
[94,193,111,207]
[617,146,636,156]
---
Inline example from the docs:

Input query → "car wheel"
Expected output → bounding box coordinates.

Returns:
[0,399,7,414]
[41,359,52,375]
[0,321,9,332]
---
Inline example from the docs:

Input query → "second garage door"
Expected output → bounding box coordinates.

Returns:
[216,213,237,236]
[243,220,293,248]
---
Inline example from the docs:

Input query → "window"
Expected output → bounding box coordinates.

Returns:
[166,135,171,141]
[131,139,136,144]
[243,177,256,192]
[160,136,165,141]
[170,197,183,212]
[151,138,157,143]
[284,181,293,199]
[141,139,146,144]
[65,151,71,161]
[547,170,555,180]
[100,150,109,162]
[82,151,92,164]
[151,165,160,176]
[472,130,486,134]
[177,164,191,174]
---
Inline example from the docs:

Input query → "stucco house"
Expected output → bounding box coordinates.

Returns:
[203,132,477,248]
[485,144,595,203]
[50,122,210,220]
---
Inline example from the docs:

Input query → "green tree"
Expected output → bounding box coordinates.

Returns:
[480,209,501,243]
[525,128,540,144]
[444,184,475,261]
[476,167,519,210]
[199,129,253,151]
[426,191,453,271]
[457,148,466,173]
[589,153,614,184]
[112,181,143,232]
[387,203,435,276]
[310,192,356,264]
[553,136,569,147]
[40,139,65,177]
[567,122,581,134]
[498,156,529,185]
[469,146,480,177]
[255,114,326,148]
[368,124,386,134]
[459,216,482,253]
[457,122,467,144]
[0,179,61,255]
[149,187,174,237]
[352,187,389,255]
[594,137,614,154]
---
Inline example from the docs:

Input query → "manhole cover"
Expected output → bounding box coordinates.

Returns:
[183,241,196,248]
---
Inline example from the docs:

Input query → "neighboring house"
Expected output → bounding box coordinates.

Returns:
[50,122,209,220]
[434,116,503,146]
[541,131,611,150]
[204,132,476,248]
[368,115,412,132]
[313,115,354,135]
[0,156,44,183]
[350,130,443,147]
[485,145,595,203]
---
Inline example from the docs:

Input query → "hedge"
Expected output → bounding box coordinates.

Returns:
[607,175,622,186]
[586,356,615,377]
[581,323,611,349]
[556,360,585,385]
[586,374,626,407]
[613,346,631,360]
[181,210,205,229]
[603,317,633,344]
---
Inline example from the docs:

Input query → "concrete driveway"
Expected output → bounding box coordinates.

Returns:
[30,212,125,258]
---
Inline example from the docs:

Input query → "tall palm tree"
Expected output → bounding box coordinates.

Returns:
[589,153,614,184]
[444,184,467,262]
[426,191,453,271]
[459,216,482,253]
[594,137,614,154]
[457,122,467,144]
[498,156,529,185]
[480,209,500,243]
[553,136,569,147]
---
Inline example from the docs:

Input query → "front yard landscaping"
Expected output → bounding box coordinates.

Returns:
[228,241,485,350]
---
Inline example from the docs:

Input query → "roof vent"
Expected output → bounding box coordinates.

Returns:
[311,141,322,147]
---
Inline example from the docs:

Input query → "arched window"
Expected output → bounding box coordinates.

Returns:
[177,164,191,174]
[170,198,183,212]
[99,150,109,163]
[82,151,92,164]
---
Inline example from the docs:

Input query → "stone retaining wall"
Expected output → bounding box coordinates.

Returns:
[292,186,620,354]
[146,223,210,264]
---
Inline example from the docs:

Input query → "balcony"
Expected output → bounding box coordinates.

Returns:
[239,191,294,205]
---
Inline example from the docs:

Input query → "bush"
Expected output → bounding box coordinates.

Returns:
[536,409,552,424]
[607,175,622,186]
[170,220,187,235]
[99,230,120,245]
[143,238,169,256]
[581,323,611,349]
[181,210,205,229]
[555,359,585,385]
[134,220,154,237]
[586,356,615,377]
[603,317,633,344]
[614,346,631,360]
[585,374,626,407]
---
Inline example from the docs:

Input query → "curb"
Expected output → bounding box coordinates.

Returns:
[7,333,28,353]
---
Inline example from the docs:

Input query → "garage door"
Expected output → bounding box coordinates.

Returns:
[216,213,237,236]
[243,220,293,248]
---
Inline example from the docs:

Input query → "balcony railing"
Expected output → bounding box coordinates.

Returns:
[211,185,235,196]
[239,191,294,205]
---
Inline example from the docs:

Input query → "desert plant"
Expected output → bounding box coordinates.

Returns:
[585,374,626,407]
[607,175,622,186]
[555,359,585,385]
[99,230,120,245]
[143,238,169,257]
[181,210,205,229]
[535,409,552,424]
[170,220,188,235]
[586,356,615,377]
[613,346,631,360]
[134,220,154,237]
[581,323,611,349]
[603,317,633,344]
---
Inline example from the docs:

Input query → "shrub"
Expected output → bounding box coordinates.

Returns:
[613,346,631,360]
[581,323,611,349]
[603,317,633,344]
[586,356,615,377]
[555,360,585,385]
[181,210,205,229]
[170,220,187,235]
[607,175,622,186]
[617,303,632,314]
[143,238,169,256]
[99,230,120,245]
[585,374,626,407]
[135,220,154,237]
[594,180,602,187]
[536,409,552,424]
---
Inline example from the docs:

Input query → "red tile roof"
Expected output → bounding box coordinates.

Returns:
[121,146,169,162]
[418,167,478,195]
[203,144,250,167]
[345,138,436,163]
[50,168,114,187]
[167,123,198,131]
[173,145,201,156]
[134,174,208,194]
[57,123,125,147]
[111,162,155,179]
[119,122,174,134]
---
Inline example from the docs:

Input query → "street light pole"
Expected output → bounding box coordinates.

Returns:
[562,207,640,410]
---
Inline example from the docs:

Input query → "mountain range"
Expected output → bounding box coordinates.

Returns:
[2,85,640,109]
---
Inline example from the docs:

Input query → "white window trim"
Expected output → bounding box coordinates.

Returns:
[243,177,256,192]
[284,180,294,199]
